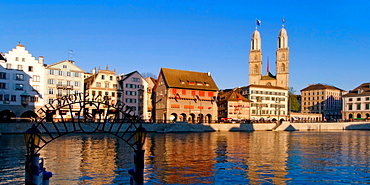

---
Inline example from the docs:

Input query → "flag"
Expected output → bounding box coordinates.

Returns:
[256,19,261,26]
[282,17,286,23]
[175,93,181,101]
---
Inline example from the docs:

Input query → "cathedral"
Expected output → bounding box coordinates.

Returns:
[241,22,290,121]
[249,24,289,89]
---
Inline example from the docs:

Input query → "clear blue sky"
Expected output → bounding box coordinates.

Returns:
[1,0,369,93]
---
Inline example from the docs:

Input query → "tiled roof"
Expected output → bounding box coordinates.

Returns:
[219,89,252,102]
[246,84,288,90]
[160,68,218,91]
[301,84,344,92]
[343,83,370,97]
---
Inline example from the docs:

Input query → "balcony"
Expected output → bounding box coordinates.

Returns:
[56,84,73,90]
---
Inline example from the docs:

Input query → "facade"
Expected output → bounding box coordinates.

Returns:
[0,44,46,120]
[117,71,149,120]
[145,77,157,121]
[218,88,252,122]
[342,83,370,120]
[154,68,219,123]
[247,23,290,120]
[300,84,345,120]
[241,85,288,121]
[84,66,118,120]
[44,60,85,119]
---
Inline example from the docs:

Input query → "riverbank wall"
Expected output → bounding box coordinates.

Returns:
[1,121,370,134]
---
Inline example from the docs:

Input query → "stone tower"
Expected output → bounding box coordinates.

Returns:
[249,29,262,85]
[275,25,289,89]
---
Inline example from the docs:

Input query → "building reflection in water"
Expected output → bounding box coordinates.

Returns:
[145,131,291,184]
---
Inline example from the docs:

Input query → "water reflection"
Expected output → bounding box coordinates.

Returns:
[1,131,370,184]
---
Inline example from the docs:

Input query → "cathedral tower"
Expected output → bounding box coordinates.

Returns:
[275,25,289,89]
[249,29,262,85]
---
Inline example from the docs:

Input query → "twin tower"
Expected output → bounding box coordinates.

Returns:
[249,25,289,89]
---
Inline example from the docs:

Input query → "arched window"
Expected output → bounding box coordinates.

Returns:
[281,63,286,72]
[281,53,285,59]
[253,64,258,74]
[266,82,271,86]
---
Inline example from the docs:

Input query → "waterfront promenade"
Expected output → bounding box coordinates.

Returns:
[1,121,370,134]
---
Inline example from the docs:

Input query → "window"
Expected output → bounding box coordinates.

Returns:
[126,84,136,88]
[6,64,11,69]
[366,104,370,110]
[15,84,24,90]
[49,69,54,75]
[16,74,24,81]
[349,104,353,110]
[182,90,187,95]
[98,91,102,96]
[15,57,19,61]
[199,91,205,96]
[349,98,353,101]
[132,77,140,82]
[110,76,113,80]
[130,106,137,111]
[30,96,38,102]
[48,79,55,84]
[32,85,40,91]
[57,81,62,86]
[75,82,79,86]
[101,75,105,80]
[113,84,117,88]
[126,91,137,96]
[112,92,115,97]
[0,83,6,89]
[67,81,71,86]
[357,104,361,110]
[0,72,6,79]
[367,97,370,101]
[357,98,361,101]
[96,82,101,87]
[33,75,40,82]
[105,82,109,88]
[22,58,25,62]
[48,88,55,94]
[126,98,137,103]
[11,95,16,101]
[17,65,23,71]
[58,71,63,75]
[74,72,79,77]
[92,91,96,96]
[63,65,67,68]
[66,72,71,76]
[28,66,33,72]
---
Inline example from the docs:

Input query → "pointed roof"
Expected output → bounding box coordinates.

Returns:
[252,29,261,39]
[279,27,287,37]
[159,68,218,91]
[46,60,86,73]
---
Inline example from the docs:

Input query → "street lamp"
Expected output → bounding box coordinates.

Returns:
[129,124,147,185]
[24,124,52,185]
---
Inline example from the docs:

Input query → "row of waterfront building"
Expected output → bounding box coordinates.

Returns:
[0,24,368,123]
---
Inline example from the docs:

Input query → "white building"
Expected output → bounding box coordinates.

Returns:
[0,44,46,119]
[118,71,149,120]
[241,85,288,121]
[342,83,370,120]
[44,60,86,119]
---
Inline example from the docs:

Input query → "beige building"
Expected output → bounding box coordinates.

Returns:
[300,84,345,120]
[154,68,219,123]
[342,83,370,120]
[145,77,156,121]
[246,23,290,121]
[84,66,118,119]
[218,88,252,122]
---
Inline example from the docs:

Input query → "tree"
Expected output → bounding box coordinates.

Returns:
[288,87,300,112]
[141,72,157,79]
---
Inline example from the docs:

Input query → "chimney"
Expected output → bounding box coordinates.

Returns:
[38,56,44,64]
[92,68,96,74]
[207,71,211,76]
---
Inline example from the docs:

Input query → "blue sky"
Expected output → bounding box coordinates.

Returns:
[1,0,369,93]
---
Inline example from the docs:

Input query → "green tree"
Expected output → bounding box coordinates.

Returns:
[288,87,300,112]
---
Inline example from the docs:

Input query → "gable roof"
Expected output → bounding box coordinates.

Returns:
[219,88,252,102]
[343,83,370,97]
[160,68,218,91]
[46,60,86,73]
[301,84,344,92]
[0,53,6,61]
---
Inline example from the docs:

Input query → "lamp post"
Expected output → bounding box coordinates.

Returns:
[129,124,147,185]
[24,125,52,185]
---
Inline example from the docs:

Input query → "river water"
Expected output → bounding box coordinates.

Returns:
[1,131,370,184]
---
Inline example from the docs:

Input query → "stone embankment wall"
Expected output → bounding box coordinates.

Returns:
[1,121,370,134]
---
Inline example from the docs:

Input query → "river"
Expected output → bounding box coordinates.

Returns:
[1,131,370,184]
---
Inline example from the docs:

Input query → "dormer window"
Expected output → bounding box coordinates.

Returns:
[188,81,195,85]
